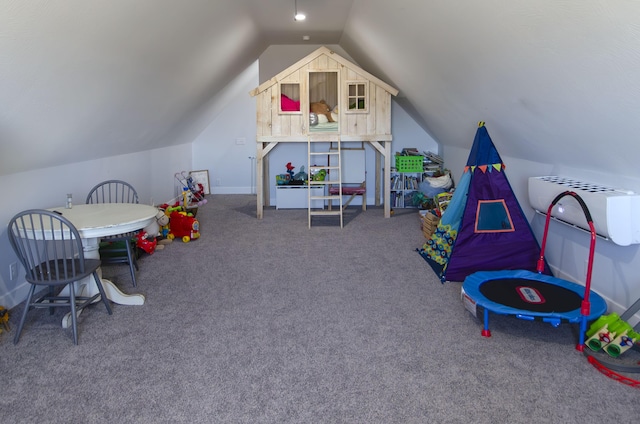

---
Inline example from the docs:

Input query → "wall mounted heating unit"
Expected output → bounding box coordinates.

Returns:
[528,176,640,246]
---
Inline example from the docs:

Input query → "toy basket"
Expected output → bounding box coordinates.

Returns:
[395,155,423,173]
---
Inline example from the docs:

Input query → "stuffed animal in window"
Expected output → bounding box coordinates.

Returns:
[310,100,335,122]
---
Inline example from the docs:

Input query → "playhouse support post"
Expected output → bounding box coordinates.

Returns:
[256,141,264,219]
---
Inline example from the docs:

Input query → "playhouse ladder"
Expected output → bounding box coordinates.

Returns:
[308,135,343,228]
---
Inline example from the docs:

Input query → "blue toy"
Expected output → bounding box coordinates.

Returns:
[293,165,307,181]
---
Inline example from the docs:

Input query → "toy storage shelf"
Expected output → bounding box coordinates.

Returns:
[390,172,422,208]
[276,186,324,209]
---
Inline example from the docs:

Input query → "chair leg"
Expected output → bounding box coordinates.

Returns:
[125,241,137,287]
[69,283,79,345]
[93,271,113,315]
[132,243,139,272]
[14,285,36,345]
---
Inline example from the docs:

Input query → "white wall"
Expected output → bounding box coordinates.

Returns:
[444,140,640,326]
[391,101,441,156]
[0,144,192,308]
[258,45,354,84]
[192,61,259,194]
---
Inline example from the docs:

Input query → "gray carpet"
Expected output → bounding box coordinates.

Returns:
[1,195,637,423]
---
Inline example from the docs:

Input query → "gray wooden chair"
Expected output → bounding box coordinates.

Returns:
[9,209,112,345]
[86,180,140,286]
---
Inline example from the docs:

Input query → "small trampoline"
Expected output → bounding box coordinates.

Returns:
[462,190,608,350]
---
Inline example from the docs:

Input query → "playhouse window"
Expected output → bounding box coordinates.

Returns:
[308,70,339,133]
[346,81,367,112]
[280,83,301,113]
[474,199,515,233]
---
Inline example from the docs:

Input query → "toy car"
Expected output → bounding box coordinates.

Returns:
[169,211,200,242]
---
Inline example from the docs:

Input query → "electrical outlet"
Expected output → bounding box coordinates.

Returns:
[9,262,18,280]
[216,178,221,186]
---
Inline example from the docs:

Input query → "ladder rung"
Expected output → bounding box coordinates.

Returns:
[309,151,339,156]
[308,166,339,171]
[309,181,339,186]
[310,195,341,200]
[309,210,342,216]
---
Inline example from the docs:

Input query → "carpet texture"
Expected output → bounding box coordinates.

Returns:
[1,195,637,423]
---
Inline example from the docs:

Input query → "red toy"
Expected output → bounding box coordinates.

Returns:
[136,231,158,254]
[169,211,200,243]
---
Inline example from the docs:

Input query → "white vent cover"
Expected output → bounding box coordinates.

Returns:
[528,176,640,246]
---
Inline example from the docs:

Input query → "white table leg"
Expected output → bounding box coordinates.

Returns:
[61,237,145,328]
[96,276,145,305]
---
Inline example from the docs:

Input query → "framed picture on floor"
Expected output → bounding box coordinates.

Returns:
[190,170,210,195]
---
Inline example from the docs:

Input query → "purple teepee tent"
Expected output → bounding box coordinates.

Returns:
[419,122,550,282]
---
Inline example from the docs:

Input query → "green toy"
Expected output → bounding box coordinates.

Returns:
[312,168,327,181]
[585,313,640,357]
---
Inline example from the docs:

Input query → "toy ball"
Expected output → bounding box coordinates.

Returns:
[309,112,319,126]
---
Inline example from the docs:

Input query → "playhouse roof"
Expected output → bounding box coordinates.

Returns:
[250,46,399,97]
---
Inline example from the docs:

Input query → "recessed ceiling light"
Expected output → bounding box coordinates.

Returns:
[303,35,310,41]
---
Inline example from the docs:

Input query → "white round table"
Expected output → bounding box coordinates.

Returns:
[50,203,158,327]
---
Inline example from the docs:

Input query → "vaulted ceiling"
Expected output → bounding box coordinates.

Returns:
[2,0,640,178]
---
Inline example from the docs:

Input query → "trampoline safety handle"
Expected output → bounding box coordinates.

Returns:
[536,190,597,351]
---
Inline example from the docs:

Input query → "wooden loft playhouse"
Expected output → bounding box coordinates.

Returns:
[250,46,399,225]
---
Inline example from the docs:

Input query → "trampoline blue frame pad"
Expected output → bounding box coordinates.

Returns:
[463,269,607,323]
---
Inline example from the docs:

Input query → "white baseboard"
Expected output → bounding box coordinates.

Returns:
[1,280,31,310]
[210,187,254,195]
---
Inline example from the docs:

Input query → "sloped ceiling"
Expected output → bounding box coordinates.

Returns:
[2,0,640,178]
[342,1,640,177]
